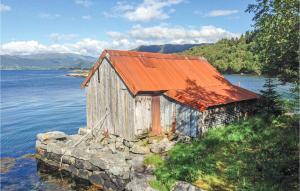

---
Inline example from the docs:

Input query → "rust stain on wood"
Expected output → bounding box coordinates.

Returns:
[151,95,162,135]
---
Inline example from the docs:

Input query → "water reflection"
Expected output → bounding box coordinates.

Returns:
[1,157,102,191]
[37,160,105,191]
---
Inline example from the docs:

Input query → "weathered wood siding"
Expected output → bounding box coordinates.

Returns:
[160,95,257,137]
[160,95,200,137]
[134,95,152,135]
[86,59,136,140]
[160,95,176,132]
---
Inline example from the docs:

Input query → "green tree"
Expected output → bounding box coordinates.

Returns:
[246,0,299,84]
[259,78,282,116]
[182,36,261,74]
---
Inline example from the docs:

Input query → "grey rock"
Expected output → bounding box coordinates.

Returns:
[37,131,68,141]
[90,152,130,178]
[36,140,47,150]
[89,171,106,187]
[149,144,164,154]
[177,134,192,143]
[129,155,145,173]
[77,127,90,135]
[108,138,116,144]
[123,139,134,148]
[89,144,103,150]
[135,132,148,140]
[108,143,117,154]
[172,181,204,191]
[126,173,157,191]
[130,144,150,155]
[115,141,125,152]
[65,164,78,175]
[77,169,91,180]
[61,155,75,165]
[116,137,124,143]
[168,133,179,141]
[71,148,91,161]
[150,138,175,154]
[46,142,66,155]
[90,171,123,191]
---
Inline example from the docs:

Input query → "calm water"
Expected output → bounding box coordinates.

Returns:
[0,70,291,190]
[1,70,86,190]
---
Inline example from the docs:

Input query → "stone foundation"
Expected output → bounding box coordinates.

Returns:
[36,130,180,191]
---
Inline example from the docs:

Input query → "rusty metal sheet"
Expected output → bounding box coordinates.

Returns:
[81,49,259,111]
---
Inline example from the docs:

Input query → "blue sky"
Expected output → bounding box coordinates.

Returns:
[1,0,255,56]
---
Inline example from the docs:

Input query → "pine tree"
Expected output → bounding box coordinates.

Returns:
[259,78,282,116]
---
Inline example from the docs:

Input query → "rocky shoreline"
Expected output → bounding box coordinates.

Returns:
[35,128,203,191]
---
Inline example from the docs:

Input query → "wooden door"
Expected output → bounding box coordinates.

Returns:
[151,95,162,135]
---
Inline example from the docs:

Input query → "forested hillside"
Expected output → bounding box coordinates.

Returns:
[134,43,206,53]
[182,35,261,74]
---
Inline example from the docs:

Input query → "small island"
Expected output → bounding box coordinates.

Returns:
[66,70,89,78]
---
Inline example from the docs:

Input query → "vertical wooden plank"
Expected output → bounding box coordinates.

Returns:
[151,95,162,135]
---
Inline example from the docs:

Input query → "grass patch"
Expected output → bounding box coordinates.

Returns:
[153,115,299,191]
[148,179,169,191]
[144,154,164,168]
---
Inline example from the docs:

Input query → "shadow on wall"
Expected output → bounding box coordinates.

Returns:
[174,77,258,137]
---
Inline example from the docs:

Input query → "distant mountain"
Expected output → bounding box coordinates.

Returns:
[134,44,209,53]
[0,53,97,70]
[0,44,210,70]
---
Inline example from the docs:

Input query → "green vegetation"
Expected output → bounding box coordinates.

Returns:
[151,1,300,190]
[144,154,164,168]
[182,36,261,74]
[246,0,299,84]
[257,78,283,116]
[152,115,299,191]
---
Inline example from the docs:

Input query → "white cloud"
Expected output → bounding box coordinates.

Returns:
[39,13,61,19]
[75,0,92,7]
[0,3,11,12]
[104,0,184,22]
[82,15,92,20]
[106,31,126,39]
[207,9,239,17]
[48,33,79,43]
[0,39,109,57]
[127,24,239,43]
[0,25,239,57]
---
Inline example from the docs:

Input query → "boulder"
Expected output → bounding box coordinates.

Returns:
[129,155,145,173]
[37,131,68,141]
[150,138,175,154]
[177,133,192,143]
[123,139,134,148]
[130,144,150,155]
[90,152,130,179]
[78,128,90,135]
[36,140,47,150]
[116,141,126,152]
[172,181,204,191]
[46,142,66,155]
[126,173,157,191]
[108,143,117,154]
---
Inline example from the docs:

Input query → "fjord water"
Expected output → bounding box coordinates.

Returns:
[0,70,291,190]
[1,70,86,190]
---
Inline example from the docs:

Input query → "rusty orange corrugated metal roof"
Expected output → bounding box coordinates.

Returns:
[81,49,259,111]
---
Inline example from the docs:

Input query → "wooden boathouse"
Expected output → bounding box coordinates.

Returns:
[81,50,258,140]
